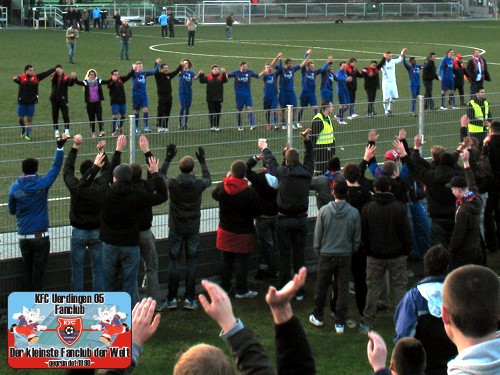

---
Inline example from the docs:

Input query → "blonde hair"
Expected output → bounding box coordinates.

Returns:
[174,344,235,375]
[84,69,98,80]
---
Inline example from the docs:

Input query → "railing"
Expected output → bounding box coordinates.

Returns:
[0,6,8,27]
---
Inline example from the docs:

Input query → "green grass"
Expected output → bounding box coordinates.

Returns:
[1,20,500,374]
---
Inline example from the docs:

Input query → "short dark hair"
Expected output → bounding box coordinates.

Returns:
[285,149,299,166]
[130,162,142,181]
[439,153,455,167]
[382,160,398,178]
[343,162,360,183]
[22,158,38,175]
[424,244,451,276]
[392,337,426,375]
[230,160,247,179]
[80,160,94,176]
[24,65,33,72]
[348,57,357,63]
[333,180,348,200]
[374,176,390,193]
[443,265,500,338]
[370,60,377,65]
[327,157,340,172]
[476,86,485,94]
[490,120,500,134]
[179,156,195,173]
[285,58,293,65]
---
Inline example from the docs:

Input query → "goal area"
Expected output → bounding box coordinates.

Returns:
[201,0,253,25]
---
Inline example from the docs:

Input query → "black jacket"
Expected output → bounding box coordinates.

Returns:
[263,139,314,216]
[74,77,105,103]
[50,73,74,103]
[154,63,182,96]
[422,59,439,82]
[199,72,227,102]
[246,156,279,217]
[161,158,212,236]
[107,71,132,105]
[361,192,412,258]
[14,68,55,105]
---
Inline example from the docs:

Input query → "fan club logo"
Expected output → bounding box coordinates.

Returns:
[57,317,83,346]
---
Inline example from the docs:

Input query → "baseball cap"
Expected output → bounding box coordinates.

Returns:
[385,150,399,161]
[445,176,467,189]
[455,54,462,59]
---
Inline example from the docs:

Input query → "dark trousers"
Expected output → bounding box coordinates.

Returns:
[484,191,500,252]
[314,143,335,174]
[86,102,103,132]
[188,30,195,46]
[157,94,173,128]
[20,237,50,291]
[51,101,70,130]
[423,80,435,109]
[93,18,100,28]
[84,19,90,32]
[365,88,377,114]
[277,215,307,293]
[169,24,175,37]
[161,25,167,37]
[455,84,465,105]
[220,251,249,294]
[208,101,222,128]
[255,216,279,275]
[313,255,351,324]
[470,80,484,98]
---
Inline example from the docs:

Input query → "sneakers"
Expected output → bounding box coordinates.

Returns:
[135,128,141,134]
[452,106,460,109]
[339,120,348,125]
[92,132,97,138]
[65,129,70,137]
[249,126,255,131]
[99,131,106,137]
[347,116,353,120]
[210,127,215,131]
[235,290,258,299]
[237,126,244,131]
[183,298,199,310]
[291,123,297,130]
[308,314,324,327]
[112,132,117,137]
[54,129,60,138]
[282,125,287,130]
[296,122,302,128]
[440,106,448,110]
[144,127,151,133]
[275,125,280,130]
[24,135,32,141]
[350,113,359,119]
[335,324,345,334]
[163,298,178,310]
[385,110,392,116]
[266,125,271,130]
[214,127,220,132]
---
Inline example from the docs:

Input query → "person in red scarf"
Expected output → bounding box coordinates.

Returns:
[446,148,483,269]
[212,160,261,299]
[466,49,491,98]
[453,54,467,106]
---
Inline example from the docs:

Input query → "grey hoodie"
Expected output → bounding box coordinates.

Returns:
[313,200,361,256]
[447,333,500,375]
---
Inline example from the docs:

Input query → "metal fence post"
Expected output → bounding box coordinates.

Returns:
[418,94,425,157]
[287,104,293,148]
[129,114,136,163]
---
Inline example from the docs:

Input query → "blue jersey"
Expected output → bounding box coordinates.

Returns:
[278,64,300,92]
[319,63,336,93]
[438,57,454,81]
[336,69,349,92]
[300,66,322,94]
[132,67,158,97]
[403,56,421,88]
[227,69,259,97]
[178,70,196,96]
[262,71,279,99]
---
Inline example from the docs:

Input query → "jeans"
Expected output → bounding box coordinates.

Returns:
[226,26,232,39]
[168,231,199,300]
[103,243,140,307]
[408,201,431,260]
[19,237,50,291]
[140,229,160,301]
[67,43,76,63]
[70,228,103,292]
[313,255,351,324]
[363,256,407,327]
[277,215,307,292]
[255,216,279,275]
[220,251,249,294]
[120,40,130,60]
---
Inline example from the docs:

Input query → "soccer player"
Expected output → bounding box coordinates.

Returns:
[178,59,199,130]
[402,55,422,116]
[228,61,260,131]
[362,60,379,117]
[154,58,182,132]
[319,56,336,103]
[377,48,407,116]
[261,53,282,130]
[13,64,56,141]
[106,68,133,136]
[131,60,159,134]
[346,57,363,119]
[198,64,228,131]
[335,62,352,125]
[50,65,74,139]
[277,49,311,129]
[438,49,458,109]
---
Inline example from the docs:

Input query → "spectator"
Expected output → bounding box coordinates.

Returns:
[466,49,491,98]
[119,19,132,61]
[100,6,108,29]
[225,13,234,39]
[158,10,168,38]
[65,24,78,65]
[81,7,90,33]
[441,265,500,373]
[160,143,211,310]
[422,52,439,111]
[92,6,100,29]
[186,15,198,48]
[212,160,260,298]
[260,130,314,299]
[112,11,121,37]
[310,156,344,209]
[453,53,467,107]
[394,244,458,375]
[168,10,175,37]
[8,135,67,291]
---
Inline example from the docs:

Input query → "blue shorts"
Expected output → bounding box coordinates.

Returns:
[410,85,420,98]
[17,104,35,117]
[111,104,127,116]
[337,89,350,105]
[279,91,297,108]
[179,93,192,109]
[263,96,278,110]
[441,79,454,91]
[320,90,334,103]
[300,92,317,107]
[132,95,148,111]
[236,94,252,110]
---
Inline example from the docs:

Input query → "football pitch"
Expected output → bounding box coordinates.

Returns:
[1,19,500,374]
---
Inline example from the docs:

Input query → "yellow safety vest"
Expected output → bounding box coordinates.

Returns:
[468,99,489,133]
[313,113,335,145]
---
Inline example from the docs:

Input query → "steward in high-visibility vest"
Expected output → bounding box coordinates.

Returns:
[466,88,491,148]
[310,101,335,173]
